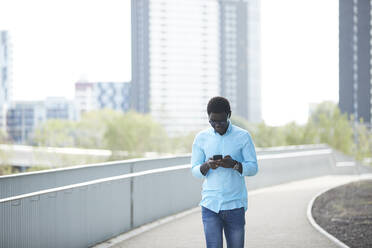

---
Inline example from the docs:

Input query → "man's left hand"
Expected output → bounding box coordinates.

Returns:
[217,155,236,168]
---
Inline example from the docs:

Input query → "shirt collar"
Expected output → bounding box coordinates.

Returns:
[213,119,232,136]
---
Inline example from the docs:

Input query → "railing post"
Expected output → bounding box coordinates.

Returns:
[130,162,134,229]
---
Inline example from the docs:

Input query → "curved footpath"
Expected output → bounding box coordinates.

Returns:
[95,175,371,248]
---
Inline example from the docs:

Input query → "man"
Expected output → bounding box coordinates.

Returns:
[191,96,258,248]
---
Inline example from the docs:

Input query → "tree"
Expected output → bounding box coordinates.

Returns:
[308,101,354,155]
[0,166,13,176]
[32,119,76,147]
[281,122,308,145]
[74,109,122,149]
[169,131,198,154]
[230,115,249,130]
[26,102,371,166]
[253,121,286,147]
[0,129,7,143]
[230,115,257,134]
[31,108,123,149]
[0,130,12,175]
[104,111,169,156]
[354,120,372,162]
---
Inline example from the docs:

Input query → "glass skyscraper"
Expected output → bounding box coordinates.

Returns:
[131,0,261,135]
[75,82,131,115]
[6,99,77,144]
[339,0,372,126]
[0,31,12,132]
[220,0,261,122]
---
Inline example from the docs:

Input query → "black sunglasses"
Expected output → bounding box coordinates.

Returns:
[209,119,228,126]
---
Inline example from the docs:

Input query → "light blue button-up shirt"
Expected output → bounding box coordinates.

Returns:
[191,120,258,213]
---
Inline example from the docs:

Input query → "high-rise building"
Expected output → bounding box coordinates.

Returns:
[131,0,150,114]
[75,82,131,115]
[6,101,45,144]
[339,0,372,126]
[220,0,261,122]
[6,98,77,144]
[0,31,12,132]
[131,0,220,134]
[131,0,261,135]
[45,97,78,120]
[75,82,95,114]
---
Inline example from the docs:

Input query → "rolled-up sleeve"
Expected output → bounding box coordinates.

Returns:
[240,135,258,177]
[191,142,206,179]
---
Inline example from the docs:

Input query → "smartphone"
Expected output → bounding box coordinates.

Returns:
[213,155,223,160]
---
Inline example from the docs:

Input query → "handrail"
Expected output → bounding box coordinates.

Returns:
[0,155,192,199]
[0,144,331,179]
[256,143,329,152]
[0,154,190,179]
[0,147,334,203]
[0,164,190,204]
[257,149,333,160]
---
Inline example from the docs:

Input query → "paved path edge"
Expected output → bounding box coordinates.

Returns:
[94,174,372,248]
[306,174,372,248]
[92,206,201,248]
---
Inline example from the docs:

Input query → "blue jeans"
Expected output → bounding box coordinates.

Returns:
[201,206,245,248]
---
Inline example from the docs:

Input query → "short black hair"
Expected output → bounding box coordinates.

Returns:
[207,96,231,115]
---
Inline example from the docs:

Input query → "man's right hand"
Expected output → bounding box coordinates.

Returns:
[200,158,219,176]
[206,158,219,169]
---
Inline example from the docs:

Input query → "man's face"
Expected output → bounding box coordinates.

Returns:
[209,112,229,135]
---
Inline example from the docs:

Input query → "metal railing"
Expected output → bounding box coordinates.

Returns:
[0,144,362,248]
[0,155,190,199]
[0,144,331,199]
[0,165,202,248]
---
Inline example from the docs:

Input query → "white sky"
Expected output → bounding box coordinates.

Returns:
[0,0,132,99]
[261,0,339,125]
[0,0,338,126]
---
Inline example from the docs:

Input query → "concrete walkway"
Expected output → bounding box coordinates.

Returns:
[106,175,367,248]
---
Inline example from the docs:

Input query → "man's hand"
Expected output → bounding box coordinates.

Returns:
[206,158,219,169]
[200,158,219,176]
[216,155,236,168]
